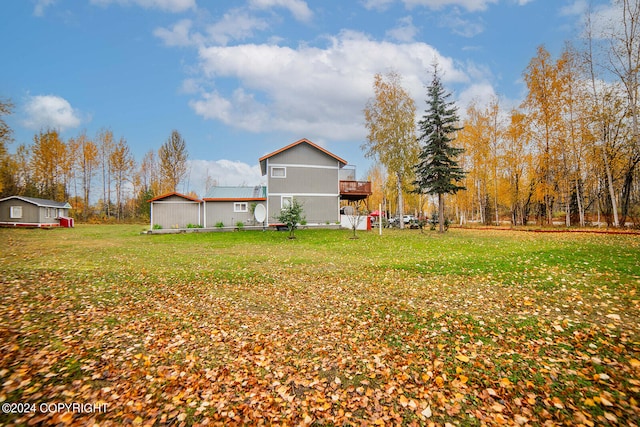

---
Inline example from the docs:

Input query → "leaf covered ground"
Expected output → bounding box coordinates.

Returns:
[0,225,639,426]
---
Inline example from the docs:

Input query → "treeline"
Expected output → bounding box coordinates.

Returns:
[368,2,640,228]
[0,118,190,222]
[453,42,639,227]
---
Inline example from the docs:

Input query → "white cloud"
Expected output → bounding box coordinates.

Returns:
[457,82,497,113]
[440,10,485,37]
[189,31,468,140]
[402,0,498,12]
[386,16,419,42]
[153,19,197,46]
[90,0,196,13]
[361,0,396,11]
[559,0,589,17]
[249,0,313,22]
[33,0,56,16]
[186,159,264,196]
[22,95,83,131]
[179,78,202,94]
[154,10,270,47]
[584,1,626,40]
[206,9,270,45]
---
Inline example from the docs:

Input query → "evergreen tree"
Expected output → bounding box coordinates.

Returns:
[414,64,466,232]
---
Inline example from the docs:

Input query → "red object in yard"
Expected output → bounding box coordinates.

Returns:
[59,217,74,228]
[367,216,372,231]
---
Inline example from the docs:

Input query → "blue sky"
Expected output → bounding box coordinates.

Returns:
[1,0,610,197]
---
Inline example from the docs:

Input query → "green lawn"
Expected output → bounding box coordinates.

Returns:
[0,225,638,426]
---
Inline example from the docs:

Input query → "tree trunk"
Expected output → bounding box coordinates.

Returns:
[438,193,445,233]
[603,147,619,227]
[477,183,485,224]
[397,172,404,229]
[620,160,637,226]
[575,178,585,227]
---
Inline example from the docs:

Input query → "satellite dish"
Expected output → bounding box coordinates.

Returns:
[254,203,266,223]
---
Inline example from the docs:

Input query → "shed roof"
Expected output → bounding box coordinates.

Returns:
[0,196,72,209]
[203,186,266,201]
[259,138,348,175]
[148,192,202,203]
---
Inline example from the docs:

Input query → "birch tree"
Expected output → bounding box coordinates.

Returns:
[523,45,566,224]
[110,137,135,220]
[362,71,418,229]
[0,98,14,196]
[601,0,640,226]
[458,101,490,223]
[77,132,98,220]
[503,109,533,225]
[97,128,115,217]
[159,130,188,193]
[31,129,69,200]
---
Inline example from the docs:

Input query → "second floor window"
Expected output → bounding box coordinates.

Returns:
[271,167,286,178]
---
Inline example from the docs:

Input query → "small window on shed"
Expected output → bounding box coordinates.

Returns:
[271,167,286,178]
[234,202,248,212]
[10,206,22,219]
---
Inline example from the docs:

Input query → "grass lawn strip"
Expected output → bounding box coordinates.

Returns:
[0,226,638,425]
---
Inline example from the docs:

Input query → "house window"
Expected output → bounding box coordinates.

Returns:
[281,196,293,209]
[45,208,50,218]
[234,202,248,212]
[271,167,286,178]
[10,206,22,219]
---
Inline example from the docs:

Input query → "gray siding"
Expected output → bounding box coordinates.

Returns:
[151,196,200,229]
[268,165,339,194]
[0,199,67,224]
[204,201,260,227]
[267,195,339,224]
[269,143,339,167]
[0,199,38,223]
[265,143,342,224]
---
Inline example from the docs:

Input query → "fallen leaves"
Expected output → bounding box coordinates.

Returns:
[0,227,638,425]
[455,354,470,363]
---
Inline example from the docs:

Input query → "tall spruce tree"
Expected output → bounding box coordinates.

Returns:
[414,64,466,232]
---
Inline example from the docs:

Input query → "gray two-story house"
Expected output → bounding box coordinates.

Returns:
[259,138,371,225]
[148,138,371,230]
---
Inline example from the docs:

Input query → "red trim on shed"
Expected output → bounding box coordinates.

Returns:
[148,192,202,203]
[202,197,267,202]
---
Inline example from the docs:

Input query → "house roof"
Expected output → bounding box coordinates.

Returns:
[148,192,202,203]
[258,138,348,175]
[203,186,266,201]
[0,196,71,209]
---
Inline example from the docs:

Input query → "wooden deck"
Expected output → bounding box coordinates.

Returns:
[339,180,372,201]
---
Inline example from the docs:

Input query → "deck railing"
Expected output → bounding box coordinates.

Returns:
[339,180,372,196]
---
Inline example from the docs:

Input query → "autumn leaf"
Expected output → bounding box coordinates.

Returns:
[455,354,470,363]
[421,405,432,418]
